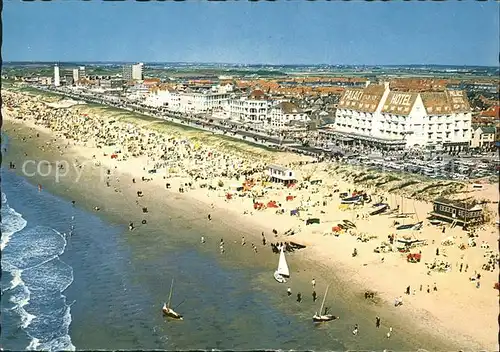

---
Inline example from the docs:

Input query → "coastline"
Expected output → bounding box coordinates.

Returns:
[2,91,499,350]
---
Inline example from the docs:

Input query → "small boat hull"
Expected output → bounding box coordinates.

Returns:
[313,314,336,322]
[341,196,361,204]
[396,221,423,231]
[289,241,306,249]
[274,271,287,283]
[370,204,388,216]
[162,305,183,320]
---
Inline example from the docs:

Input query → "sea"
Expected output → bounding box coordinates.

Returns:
[1,166,348,351]
[1,132,443,351]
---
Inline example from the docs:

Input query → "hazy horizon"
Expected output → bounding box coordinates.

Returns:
[2,61,498,69]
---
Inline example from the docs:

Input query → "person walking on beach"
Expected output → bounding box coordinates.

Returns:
[201,236,205,244]
[297,293,302,303]
[208,214,212,221]
[312,290,317,302]
[375,316,381,328]
[311,278,316,288]
[287,287,292,297]
[219,238,224,254]
[386,327,393,338]
[241,236,246,246]
[352,324,359,335]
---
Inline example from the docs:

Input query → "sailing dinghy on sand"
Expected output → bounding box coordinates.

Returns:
[312,284,337,323]
[274,247,290,283]
[162,279,183,320]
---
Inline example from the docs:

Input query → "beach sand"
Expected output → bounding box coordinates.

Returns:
[2,89,499,350]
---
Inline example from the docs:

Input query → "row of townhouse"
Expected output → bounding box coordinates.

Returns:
[332,82,473,151]
[144,86,311,132]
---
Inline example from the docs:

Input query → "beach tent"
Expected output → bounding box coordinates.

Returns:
[286,195,294,201]
[290,209,299,216]
[253,202,265,210]
[407,253,422,263]
[267,201,279,208]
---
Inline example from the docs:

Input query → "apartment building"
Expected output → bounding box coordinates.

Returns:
[123,63,143,81]
[54,65,60,87]
[269,102,310,131]
[72,69,79,83]
[333,82,472,151]
[145,86,230,113]
[470,125,496,149]
[229,90,272,129]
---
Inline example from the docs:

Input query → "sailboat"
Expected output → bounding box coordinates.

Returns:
[312,284,337,323]
[274,247,290,283]
[162,279,183,320]
[396,200,423,230]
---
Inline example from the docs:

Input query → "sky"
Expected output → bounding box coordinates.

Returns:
[3,1,499,66]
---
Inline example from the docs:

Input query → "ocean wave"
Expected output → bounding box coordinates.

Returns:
[0,194,28,251]
[2,227,67,270]
[1,193,76,351]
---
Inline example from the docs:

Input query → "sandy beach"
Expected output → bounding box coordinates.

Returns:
[2,89,499,350]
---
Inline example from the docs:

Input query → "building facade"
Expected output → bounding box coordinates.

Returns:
[145,86,231,114]
[72,69,80,84]
[269,102,310,131]
[123,63,143,81]
[229,90,272,129]
[79,66,86,79]
[470,125,496,149]
[333,83,472,150]
[64,70,74,85]
[54,65,60,87]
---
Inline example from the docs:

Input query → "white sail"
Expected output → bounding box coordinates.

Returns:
[277,247,290,277]
[319,284,330,314]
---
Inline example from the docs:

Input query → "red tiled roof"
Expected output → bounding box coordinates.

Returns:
[480,105,500,118]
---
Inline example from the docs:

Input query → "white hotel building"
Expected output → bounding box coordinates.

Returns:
[228,90,310,132]
[229,90,271,128]
[145,85,231,114]
[268,102,310,132]
[331,82,472,151]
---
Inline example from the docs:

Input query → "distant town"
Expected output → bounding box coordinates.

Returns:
[2,62,499,180]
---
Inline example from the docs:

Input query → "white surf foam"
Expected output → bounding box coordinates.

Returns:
[0,202,28,251]
[1,193,76,351]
